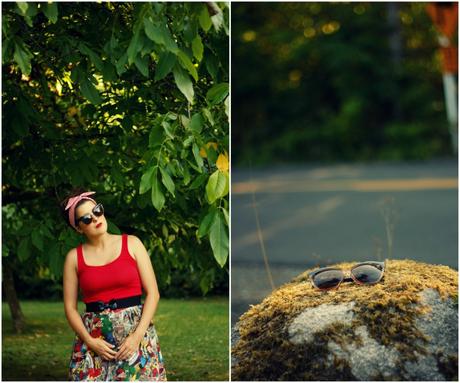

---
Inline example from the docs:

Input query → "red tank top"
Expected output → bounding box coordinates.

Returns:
[77,234,142,303]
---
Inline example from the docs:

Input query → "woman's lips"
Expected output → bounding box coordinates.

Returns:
[96,223,102,228]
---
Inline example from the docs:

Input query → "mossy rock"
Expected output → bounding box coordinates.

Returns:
[232,260,458,381]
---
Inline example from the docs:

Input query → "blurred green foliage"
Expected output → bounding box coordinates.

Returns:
[232,3,454,164]
[2,2,229,298]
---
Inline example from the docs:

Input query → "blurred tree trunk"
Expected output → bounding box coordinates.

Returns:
[3,264,25,333]
[387,3,403,120]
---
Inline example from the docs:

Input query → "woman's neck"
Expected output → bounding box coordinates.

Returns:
[85,232,113,250]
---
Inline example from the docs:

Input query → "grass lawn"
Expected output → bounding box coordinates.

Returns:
[2,297,229,381]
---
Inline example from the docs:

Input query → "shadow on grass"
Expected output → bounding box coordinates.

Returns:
[2,298,229,381]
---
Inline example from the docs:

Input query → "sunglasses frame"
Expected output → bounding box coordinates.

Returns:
[308,261,386,291]
[76,203,104,226]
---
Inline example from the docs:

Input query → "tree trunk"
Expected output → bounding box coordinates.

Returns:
[3,264,25,333]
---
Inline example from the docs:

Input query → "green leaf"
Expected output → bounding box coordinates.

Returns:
[207,83,229,105]
[13,42,32,76]
[115,52,128,76]
[192,35,204,62]
[205,52,219,80]
[190,113,203,134]
[80,76,102,104]
[154,52,176,81]
[221,170,229,197]
[161,120,174,139]
[134,54,149,77]
[143,19,164,45]
[183,164,191,185]
[31,229,44,251]
[183,135,194,148]
[190,173,207,189]
[49,243,63,278]
[209,211,228,267]
[160,167,175,197]
[173,65,194,104]
[198,207,217,238]
[102,61,117,82]
[43,3,58,23]
[2,37,12,63]
[199,274,211,295]
[151,168,165,212]
[202,108,215,126]
[206,170,227,204]
[106,219,122,235]
[139,167,155,194]
[16,3,37,27]
[78,43,104,72]
[192,143,204,170]
[18,237,31,262]
[143,19,178,53]
[199,5,212,32]
[149,124,164,148]
[207,145,218,167]
[127,28,143,65]
[180,114,190,128]
[42,225,54,239]
[2,243,9,258]
[177,50,198,81]
[222,207,229,226]
[160,25,179,53]
[224,96,229,118]
[17,2,29,15]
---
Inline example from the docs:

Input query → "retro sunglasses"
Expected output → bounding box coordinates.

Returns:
[76,203,104,225]
[308,261,386,290]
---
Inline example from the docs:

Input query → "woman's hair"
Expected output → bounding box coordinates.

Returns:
[60,188,93,229]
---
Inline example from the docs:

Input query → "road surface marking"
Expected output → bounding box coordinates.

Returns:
[232,178,458,194]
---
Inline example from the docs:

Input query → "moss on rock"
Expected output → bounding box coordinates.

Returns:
[232,259,457,381]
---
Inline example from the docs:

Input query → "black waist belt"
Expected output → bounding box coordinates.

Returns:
[85,295,142,313]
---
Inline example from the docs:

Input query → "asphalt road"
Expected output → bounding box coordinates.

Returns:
[231,160,458,325]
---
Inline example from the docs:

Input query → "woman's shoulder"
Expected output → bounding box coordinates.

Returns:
[126,234,144,258]
[64,247,79,269]
[126,234,142,244]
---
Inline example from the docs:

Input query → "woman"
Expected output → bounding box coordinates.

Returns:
[62,190,167,381]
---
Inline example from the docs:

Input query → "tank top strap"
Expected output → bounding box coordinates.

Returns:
[121,233,136,261]
[121,233,128,257]
[76,243,85,273]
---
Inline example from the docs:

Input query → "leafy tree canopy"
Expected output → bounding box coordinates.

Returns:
[2,2,229,298]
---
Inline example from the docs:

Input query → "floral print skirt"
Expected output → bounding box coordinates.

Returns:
[69,305,166,381]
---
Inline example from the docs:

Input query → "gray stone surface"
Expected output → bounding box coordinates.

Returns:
[288,302,355,344]
[402,288,458,381]
[232,288,458,381]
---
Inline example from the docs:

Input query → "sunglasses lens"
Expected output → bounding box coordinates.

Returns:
[351,264,383,284]
[313,269,343,289]
[93,204,104,216]
[80,215,92,225]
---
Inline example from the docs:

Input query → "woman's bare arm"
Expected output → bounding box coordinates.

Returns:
[63,248,117,360]
[63,248,93,344]
[129,235,161,339]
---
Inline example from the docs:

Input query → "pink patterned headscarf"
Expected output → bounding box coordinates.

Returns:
[65,191,96,230]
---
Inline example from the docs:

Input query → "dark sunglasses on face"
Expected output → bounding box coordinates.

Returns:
[76,203,104,225]
[308,261,386,290]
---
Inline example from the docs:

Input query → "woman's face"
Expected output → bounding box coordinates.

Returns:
[74,200,108,235]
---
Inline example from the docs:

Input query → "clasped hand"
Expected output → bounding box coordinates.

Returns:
[114,333,142,361]
[88,333,142,361]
